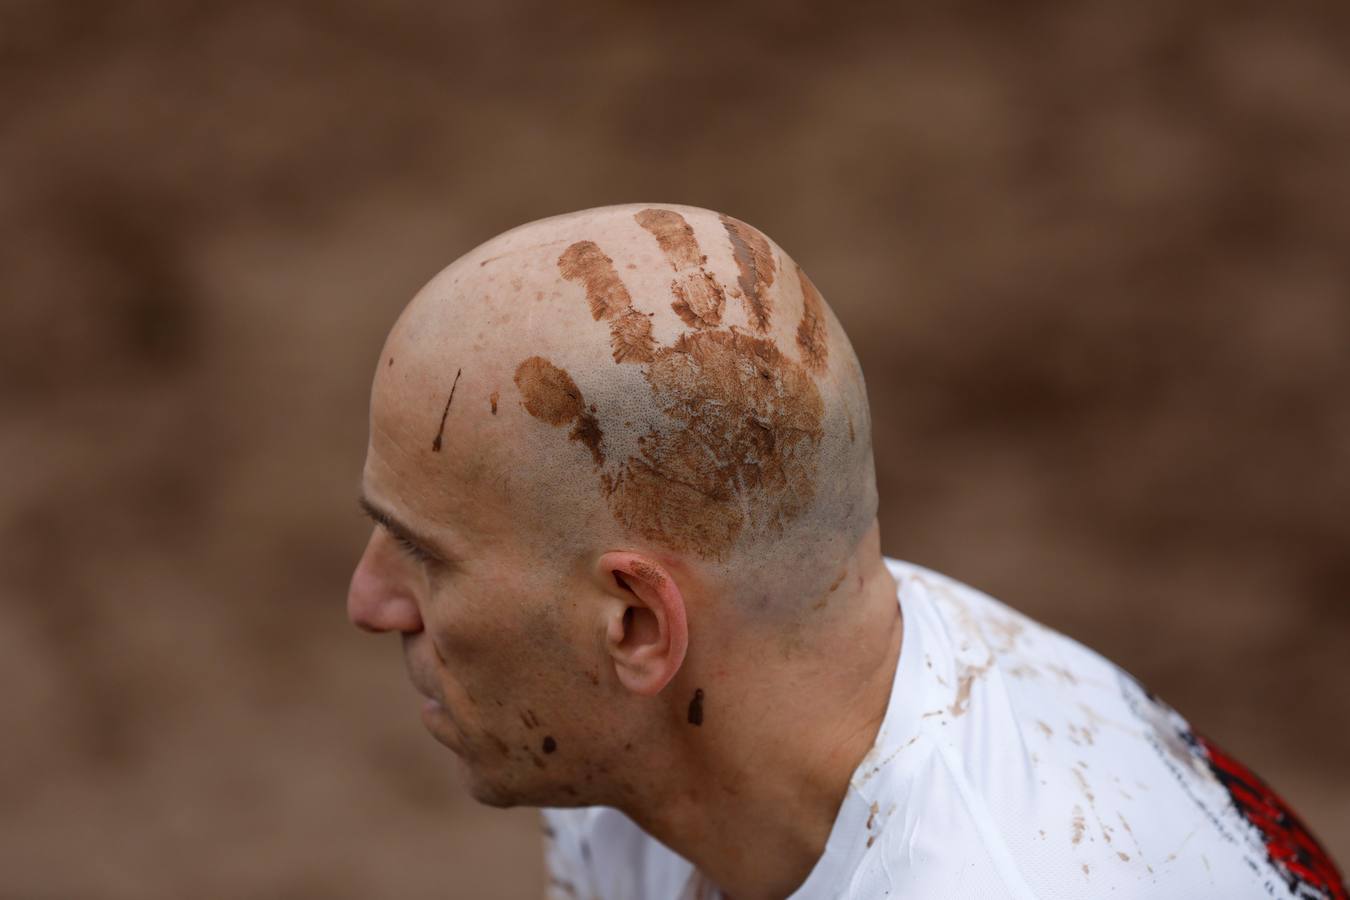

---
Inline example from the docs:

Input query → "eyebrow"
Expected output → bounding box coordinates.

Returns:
[358,495,449,563]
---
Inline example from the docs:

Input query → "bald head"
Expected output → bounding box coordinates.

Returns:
[372,204,875,610]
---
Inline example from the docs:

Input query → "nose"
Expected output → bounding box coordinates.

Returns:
[347,528,424,633]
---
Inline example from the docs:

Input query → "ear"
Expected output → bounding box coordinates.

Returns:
[597,552,689,696]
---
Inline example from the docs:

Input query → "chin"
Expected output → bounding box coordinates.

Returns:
[460,764,583,810]
[469,782,523,809]
[461,767,533,808]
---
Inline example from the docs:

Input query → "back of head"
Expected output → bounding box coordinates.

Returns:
[383,203,876,614]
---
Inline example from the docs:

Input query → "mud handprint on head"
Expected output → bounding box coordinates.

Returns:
[513,209,830,561]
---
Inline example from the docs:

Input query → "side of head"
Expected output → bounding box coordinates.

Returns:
[347,204,878,807]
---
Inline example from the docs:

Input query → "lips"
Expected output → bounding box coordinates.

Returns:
[402,638,446,706]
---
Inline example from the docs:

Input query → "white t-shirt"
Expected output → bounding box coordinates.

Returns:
[542,559,1346,900]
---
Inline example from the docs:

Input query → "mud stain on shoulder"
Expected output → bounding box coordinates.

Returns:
[720,215,775,332]
[795,265,828,373]
[430,367,462,452]
[559,241,655,363]
[636,208,725,329]
[513,357,605,465]
[949,658,994,717]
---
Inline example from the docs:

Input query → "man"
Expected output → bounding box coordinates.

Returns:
[347,204,1345,899]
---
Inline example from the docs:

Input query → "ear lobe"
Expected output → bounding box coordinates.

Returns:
[599,552,689,697]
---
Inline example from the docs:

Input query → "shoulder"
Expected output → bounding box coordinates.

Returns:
[873,558,1342,900]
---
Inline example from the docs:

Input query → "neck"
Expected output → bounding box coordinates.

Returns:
[620,527,903,900]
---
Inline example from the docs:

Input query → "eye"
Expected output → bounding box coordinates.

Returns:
[391,531,435,565]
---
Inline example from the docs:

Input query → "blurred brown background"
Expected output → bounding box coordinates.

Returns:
[2,2,1347,897]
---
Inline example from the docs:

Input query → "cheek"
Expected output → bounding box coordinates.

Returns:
[422,580,531,686]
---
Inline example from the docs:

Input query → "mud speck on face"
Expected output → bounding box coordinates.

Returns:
[559,241,655,363]
[514,356,605,465]
[490,390,499,414]
[688,688,704,726]
[720,215,776,332]
[542,735,557,754]
[795,265,828,373]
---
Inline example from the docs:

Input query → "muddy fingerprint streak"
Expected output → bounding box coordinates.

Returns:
[513,357,605,466]
[634,208,702,268]
[635,208,725,329]
[720,215,776,332]
[558,241,655,363]
[795,265,829,373]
